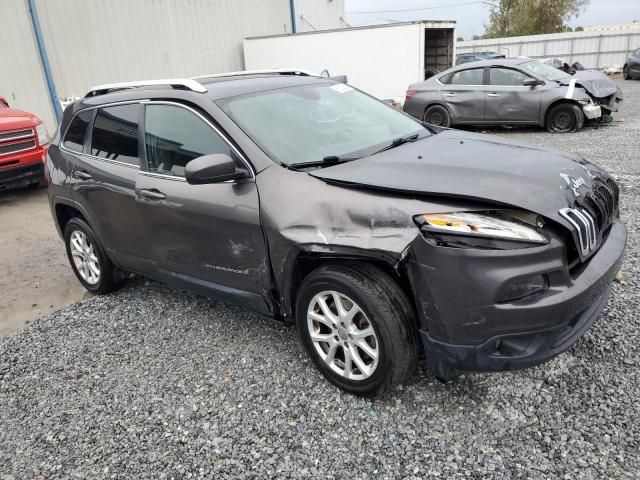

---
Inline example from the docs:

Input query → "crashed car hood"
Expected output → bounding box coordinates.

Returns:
[309,129,609,227]
[560,70,621,98]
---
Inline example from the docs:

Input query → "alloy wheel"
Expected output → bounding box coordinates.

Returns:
[69,230,101,285]
[307,290,379,380]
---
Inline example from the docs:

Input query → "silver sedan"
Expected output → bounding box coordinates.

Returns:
[403,58,620,133]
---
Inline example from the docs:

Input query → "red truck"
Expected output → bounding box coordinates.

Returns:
[0,96,49,191]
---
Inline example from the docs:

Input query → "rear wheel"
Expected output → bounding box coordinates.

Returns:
[295,264,419,397]
[546,103,584,133]
[623,65,630,80]
[64,217,127,294]
[423,105,451,127]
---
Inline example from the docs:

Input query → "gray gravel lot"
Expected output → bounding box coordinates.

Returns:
[1,78,639,479]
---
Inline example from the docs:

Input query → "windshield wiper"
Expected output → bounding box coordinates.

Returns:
[368,133,421,157]
[287,155,360,170]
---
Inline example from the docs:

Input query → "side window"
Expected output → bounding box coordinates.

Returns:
[91,104,140,165]
[63,110,92,152]
[144,104,233,178]
[489,68,531,86]
[450,69,484,85]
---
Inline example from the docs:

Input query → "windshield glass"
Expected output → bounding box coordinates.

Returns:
[218,82,427,166]
[521,60,570,81]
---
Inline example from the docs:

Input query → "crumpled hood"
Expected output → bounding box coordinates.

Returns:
[309,129,610,228]
[560,70,622,99]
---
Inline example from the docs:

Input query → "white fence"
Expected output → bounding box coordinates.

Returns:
[458,27,640,69]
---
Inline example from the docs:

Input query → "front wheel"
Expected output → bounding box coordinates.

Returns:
[546,103,584,133]
[64,217,127,294]
[295,264,419,397]
[423,105,451,127]
[623,65,630,80]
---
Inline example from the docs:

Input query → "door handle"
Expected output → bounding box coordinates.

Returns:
[488,93,500,97]
[444,92,456,97]
[137,188,166,200]
[72,170,92,180]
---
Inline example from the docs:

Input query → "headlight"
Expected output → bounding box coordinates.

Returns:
[414,210,548,248]
[36,123,49,146]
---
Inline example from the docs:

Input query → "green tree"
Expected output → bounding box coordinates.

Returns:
[484,0,590,38]
[457,36,465,42]
[575,26,584,31]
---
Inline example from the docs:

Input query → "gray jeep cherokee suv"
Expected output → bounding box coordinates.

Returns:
[47,72,626,396]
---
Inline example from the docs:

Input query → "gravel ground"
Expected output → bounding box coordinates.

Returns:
[1,78,639,479]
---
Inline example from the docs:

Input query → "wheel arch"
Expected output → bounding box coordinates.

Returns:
[280,247,417,325]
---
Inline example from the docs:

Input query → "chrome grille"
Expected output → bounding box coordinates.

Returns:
[0,128,33,142]
[0,140,36,156]
[560,178,619,261]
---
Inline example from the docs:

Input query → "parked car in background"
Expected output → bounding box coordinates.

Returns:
[404,58,623,132]
[456,51,505,65]
[0,96,49,191]
[48,72,625,396]
[624,47,640,79]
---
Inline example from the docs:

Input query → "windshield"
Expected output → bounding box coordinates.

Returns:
[218,82,427,166]
[521,60,570,81]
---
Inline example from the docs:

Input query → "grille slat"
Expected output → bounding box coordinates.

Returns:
[0,140,37,156]
[561,178,618,262]
[0,128,34,142]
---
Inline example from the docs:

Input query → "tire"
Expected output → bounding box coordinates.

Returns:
[423,105,451,127]
[623,65,630,80]
[545,103,584,133]
[64,217,127,294]
[295,263,419,397]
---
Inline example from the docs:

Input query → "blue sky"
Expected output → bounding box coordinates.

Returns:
[344,0,640,39]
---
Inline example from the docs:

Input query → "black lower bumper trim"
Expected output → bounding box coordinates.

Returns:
[420,285,612,381]
[0,162,44,190]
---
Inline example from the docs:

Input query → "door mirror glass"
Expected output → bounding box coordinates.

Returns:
[185,154,249,185]
[523,78,544,87]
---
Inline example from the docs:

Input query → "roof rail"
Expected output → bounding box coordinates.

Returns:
[85,78,207,97]
[192,68,318,80]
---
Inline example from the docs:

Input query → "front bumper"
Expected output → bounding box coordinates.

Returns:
[0,152,46,191]
[405,221,626,380]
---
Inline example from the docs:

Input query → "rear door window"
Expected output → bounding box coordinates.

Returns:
[143,104,233,178]
[63,110,93,153]
[90,104,140,166]
[449,69,484,85]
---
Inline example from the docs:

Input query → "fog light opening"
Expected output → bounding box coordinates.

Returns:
[496,274,548,303]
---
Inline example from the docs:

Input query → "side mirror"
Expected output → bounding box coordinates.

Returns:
[185,154,250,185]
[0,96,8,107]
[523,78,544,87]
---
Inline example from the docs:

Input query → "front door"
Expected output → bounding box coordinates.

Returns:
[441,67,486,122]
[135,102,269,296]
[484,67,541,123]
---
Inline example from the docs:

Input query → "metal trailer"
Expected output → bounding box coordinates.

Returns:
[243,21,457,101]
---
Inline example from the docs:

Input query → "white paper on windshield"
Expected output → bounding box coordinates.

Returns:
[330,84,353,94]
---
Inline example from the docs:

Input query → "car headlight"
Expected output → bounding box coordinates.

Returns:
[414,210,548,249]
[36,123,49,146]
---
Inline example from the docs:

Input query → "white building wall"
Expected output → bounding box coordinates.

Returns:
[458,27,640,69]
[0,0,343,132]
[295,0,346,32]
[0,0,56,131]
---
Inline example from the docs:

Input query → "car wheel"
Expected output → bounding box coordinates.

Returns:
[295,263,419,397]
[546,103,584,133]
[64,217,127,294]
[423,105,451,127]
[623,65,630,80]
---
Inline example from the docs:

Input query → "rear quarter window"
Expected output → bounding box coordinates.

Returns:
[62,110,93,152]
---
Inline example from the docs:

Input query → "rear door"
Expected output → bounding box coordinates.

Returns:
[484,67,541,123]
[440,68,486,122]
[134,101,269,295]
[69,103,143,258]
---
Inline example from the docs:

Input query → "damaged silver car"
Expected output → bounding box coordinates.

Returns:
[47,72,625,396]
[404,58,623,132]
